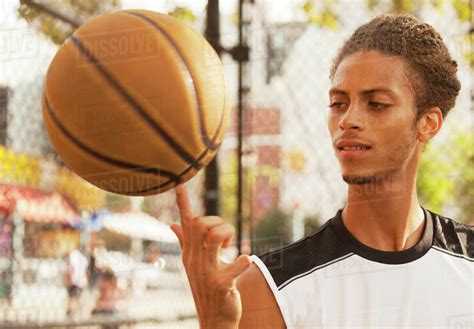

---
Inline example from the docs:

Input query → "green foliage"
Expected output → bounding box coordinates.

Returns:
[452,0,470,21]
[104,192,131,213]
[301,0,339,29]
[365,0,471,22]
[97,228,131,251]
[168,6,196,24]
[304,214,323,235]
[303,0,471,30]
[18,0,121,45]
[17,1,198,46]
[448,128,474,221]
[219,154,239,222]
[417,144,454,213]
[435,0,471,21]
[253,208,293,254]
[417,127,473,222]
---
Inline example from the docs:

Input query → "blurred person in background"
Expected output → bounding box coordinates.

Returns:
[88,239,106,290]
[64,248,88,318]
[0,222,13,307]
[145,243,161,264]
[92,267,120,329]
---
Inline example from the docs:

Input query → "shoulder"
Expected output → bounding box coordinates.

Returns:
[429,209,474,260]
[237,263,286,329]
[254,217,351,289]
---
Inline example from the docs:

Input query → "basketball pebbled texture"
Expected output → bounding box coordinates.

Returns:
[42,9,230,196]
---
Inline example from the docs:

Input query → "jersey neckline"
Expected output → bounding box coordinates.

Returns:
[330,206,434,265]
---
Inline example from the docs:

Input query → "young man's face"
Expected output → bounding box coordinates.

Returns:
[327,50,419,185]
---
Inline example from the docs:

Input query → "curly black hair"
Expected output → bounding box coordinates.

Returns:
[330,14,461,120]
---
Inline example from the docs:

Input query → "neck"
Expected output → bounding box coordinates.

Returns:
[342,169,426,252]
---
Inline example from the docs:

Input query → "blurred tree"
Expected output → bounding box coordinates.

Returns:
[219,154,239,222]
[302,0,471,32]
[417,145,454,215]
[417,127,473,223]
[17,1,197,45]
[97,228,131,252]
[366,0,470,20]
[366,0,416,13]
[103,192,131,213]
[17,0,121,45]
[168,6,196,24]
[304,214,323,235]
[253,208,293,254]
[444,128,473,222]
[301,0,339,29]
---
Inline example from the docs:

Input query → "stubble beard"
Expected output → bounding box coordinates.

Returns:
[342,125,417,186]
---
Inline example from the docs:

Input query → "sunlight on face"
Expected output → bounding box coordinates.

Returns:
[327,51,419,185]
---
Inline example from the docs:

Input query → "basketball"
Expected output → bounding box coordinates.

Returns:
[42,9,230,196]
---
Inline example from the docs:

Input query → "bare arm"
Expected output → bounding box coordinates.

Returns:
[237,263,286,329]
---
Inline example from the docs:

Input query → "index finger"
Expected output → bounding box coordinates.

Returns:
[175,184,193,223]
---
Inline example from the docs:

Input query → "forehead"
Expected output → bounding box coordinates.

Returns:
[331,50,413,91]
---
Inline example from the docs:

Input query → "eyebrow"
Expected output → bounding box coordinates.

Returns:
[329,87,396,96]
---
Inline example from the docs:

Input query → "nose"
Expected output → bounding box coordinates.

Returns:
[338,102,365,130]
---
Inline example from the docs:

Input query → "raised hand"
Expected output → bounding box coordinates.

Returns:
[170,184,253,329]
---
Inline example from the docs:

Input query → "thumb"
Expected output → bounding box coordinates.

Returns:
[170,223,184,249]
[227,254,253,280]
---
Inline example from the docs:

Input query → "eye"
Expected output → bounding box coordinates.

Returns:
[329,102,347,110]
[369,102,390,110]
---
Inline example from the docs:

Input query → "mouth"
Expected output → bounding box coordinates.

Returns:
[337,146,372,158]
[337,146,371,151]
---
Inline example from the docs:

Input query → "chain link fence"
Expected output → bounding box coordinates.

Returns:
[0,1,209,327]
[239,0,473,254]
[0,0,472,328]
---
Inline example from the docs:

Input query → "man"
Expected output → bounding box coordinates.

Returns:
[170,14,473,329]
[65,248,88,317]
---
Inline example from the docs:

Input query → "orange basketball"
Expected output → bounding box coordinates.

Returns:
[42,9,230,196]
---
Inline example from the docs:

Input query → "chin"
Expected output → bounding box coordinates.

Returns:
[342,174,378,185]
[342,168,401,185]
[341,168,387,185]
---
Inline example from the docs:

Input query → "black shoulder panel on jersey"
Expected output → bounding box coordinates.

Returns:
[255,210,352,290]
[431,209,474,260]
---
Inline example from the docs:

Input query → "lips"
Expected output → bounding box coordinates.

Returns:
[335,139,372,150]
[339,146,370,151]
[335,139,372,158]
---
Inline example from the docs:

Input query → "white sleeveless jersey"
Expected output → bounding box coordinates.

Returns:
[251,207,474,329]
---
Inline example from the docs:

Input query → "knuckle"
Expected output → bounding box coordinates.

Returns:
[210,216,224,223]
[201,216,223,227]
[191,217,203,230]
[225,224,235,234]
[206,229,222,244]
[214,276,232,291]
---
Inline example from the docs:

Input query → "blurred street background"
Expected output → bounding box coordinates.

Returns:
[0,0,472,328]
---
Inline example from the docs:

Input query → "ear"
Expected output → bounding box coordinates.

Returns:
[416,107,443,143]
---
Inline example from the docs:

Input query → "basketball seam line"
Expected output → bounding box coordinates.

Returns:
[124,10,226,151]
[43,92,180,181]
[44,92,219,194]
[70,35,201,170]
[119,145,220,195]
